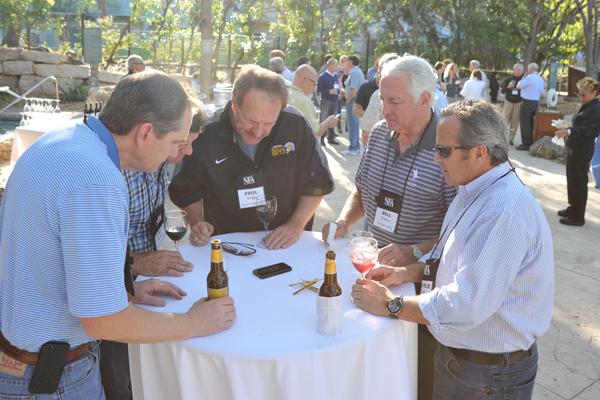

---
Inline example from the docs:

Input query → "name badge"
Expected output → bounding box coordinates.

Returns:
[420,258,440,294]
[373,189,402,233]
[238,186,265,209]
[512,89,519,95]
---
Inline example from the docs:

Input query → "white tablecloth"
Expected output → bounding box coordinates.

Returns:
[129,231,417,400]
[10,120,78,163]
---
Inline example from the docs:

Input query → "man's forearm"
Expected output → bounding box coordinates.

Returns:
[354,104,365,117]
[315,122,329,137]
[287,195,323,230]
[399,296,429,325]
[337,189,364,227]
[345,88,356,101]
[81,304,195,343]
[183,201,205,226]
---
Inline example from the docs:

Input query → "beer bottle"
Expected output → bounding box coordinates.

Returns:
[207,240,228,299]
[319,250,342,297]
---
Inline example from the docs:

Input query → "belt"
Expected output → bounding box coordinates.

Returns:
[0,332,91,365]
[447,345,533,366]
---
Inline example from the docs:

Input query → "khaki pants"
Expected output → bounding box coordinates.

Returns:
[503,101,521,142]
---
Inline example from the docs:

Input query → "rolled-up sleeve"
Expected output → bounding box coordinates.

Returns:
[419,212,529,332]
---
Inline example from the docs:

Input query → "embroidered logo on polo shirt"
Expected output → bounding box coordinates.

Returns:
[285,142,295,154]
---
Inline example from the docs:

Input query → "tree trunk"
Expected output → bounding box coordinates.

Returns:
[2,22,21,47]
[199,0,214,99]
[584,0,599,78]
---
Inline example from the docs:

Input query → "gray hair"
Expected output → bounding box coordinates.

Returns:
[326,58,337,67]
[378,53,399,69]
[470,60,480,69]
[513,63,524,71]
[528,63,539,71]
[99,70,190,137]
[440,100,509,165]
[127,54,144,72]
[268,57,285,74]
[381,55,436,106]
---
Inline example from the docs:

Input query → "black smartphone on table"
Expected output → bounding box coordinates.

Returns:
[253,263,292,279]
[29,341,70,394]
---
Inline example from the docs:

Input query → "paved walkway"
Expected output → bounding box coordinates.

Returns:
[313,130,600,400]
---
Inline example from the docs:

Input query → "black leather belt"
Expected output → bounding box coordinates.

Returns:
[447,344,533,366]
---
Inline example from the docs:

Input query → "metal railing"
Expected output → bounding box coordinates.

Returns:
[0,76,60,115]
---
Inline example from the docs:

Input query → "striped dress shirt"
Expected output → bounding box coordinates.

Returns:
[419,162,554,352]
[356,114,456,247]
[0,123,130,351]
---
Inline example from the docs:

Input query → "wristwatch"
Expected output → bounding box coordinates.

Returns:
[411,244,423,259]
[386,296,404,319]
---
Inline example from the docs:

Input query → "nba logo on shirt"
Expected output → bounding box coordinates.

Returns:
[243,176,255,185]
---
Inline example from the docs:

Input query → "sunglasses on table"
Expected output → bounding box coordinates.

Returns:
[221,242,256,256]
[434,145,472,158]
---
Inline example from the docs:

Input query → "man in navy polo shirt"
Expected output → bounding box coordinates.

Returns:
[317,57,341,146]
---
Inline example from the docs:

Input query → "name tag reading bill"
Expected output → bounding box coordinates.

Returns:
[238,186,265,209]
[512,89,519,95]
[373,208,399,233]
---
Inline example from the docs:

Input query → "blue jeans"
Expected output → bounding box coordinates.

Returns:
[592,136,600,188]
[346,99,360,151]
[433,344,538,400]
[0,342,105,399]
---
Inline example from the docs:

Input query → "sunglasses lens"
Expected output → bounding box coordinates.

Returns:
[435,146,450,158]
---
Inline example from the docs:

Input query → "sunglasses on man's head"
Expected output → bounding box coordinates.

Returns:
[222,242,256,256]
[434,145,471,158]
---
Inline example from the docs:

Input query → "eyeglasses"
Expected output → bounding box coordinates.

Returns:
[305,77,317,86]
[434,144,471,158]
[221,242,256,256]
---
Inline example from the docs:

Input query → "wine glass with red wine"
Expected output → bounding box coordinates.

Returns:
[350,237,378,278]
[165,210,187,252]
[256,194,277,249]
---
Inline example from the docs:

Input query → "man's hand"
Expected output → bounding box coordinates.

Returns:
[189,221,214,246]
[131,279,187,307]
[325,115,338,129]
[265,222,303,249]
[321,220,349,242]
[367,265,409,287]
[351,278,394,317]
[187,296,236,336]
[132,250,193,277]
[378,243,416,267]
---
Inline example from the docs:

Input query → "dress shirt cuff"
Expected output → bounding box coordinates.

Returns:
[418,290,442,331]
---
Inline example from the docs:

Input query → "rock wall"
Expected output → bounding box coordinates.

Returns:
[0,48,121,98]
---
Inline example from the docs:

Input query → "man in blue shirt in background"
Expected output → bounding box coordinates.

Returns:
[516,63,545,150]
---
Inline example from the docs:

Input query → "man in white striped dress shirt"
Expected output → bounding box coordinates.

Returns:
[352,100,554,399]
[0,71,236,398]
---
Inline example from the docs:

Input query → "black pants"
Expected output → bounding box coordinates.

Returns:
[519,99,538,147]
[320,98,338,142]
[566,141,595,222]
[99,340,132,400]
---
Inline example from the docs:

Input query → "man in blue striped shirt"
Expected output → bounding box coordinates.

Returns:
[352,100,554,399]
[0,71,236,398]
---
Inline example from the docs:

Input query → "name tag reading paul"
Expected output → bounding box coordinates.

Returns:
[238,186,265,209]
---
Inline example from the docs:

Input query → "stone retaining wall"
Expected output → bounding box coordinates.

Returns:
[0,48,122,97]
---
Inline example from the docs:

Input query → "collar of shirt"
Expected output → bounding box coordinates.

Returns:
[325,70,336,77]
[86,115,120,169]
[388,110,437,160]
[455,162,511,208]
[290,84,305,96]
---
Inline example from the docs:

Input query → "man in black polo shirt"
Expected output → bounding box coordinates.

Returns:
[500,63,524,145]
[169,65,334,250]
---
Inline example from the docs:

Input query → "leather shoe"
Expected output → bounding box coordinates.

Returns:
[557,208,570,217]
[327,139,341,145]
[559,217,584,226]
[509,140,514,146]
[515,144,530,151]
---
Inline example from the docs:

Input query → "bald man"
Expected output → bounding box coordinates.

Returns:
[288,64,338,140]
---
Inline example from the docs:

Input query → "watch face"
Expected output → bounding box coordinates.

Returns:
[387,299,401,314]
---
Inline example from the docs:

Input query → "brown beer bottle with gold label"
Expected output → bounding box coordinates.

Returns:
[319,250,342,297]
[207,240,229,299]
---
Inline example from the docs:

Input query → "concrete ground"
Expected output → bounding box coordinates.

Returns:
[313,129,600,400]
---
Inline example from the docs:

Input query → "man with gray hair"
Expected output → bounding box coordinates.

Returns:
[170,65,334,249]
[323,55,456,399]
[0,71,236,398]
[126,54,145,75]
[268,57,292,87]
[516,62,545,150]
[352,100,554,400]
[501,63,525,145]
